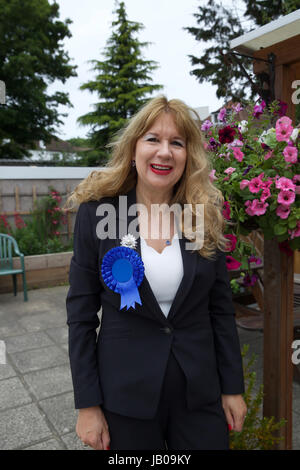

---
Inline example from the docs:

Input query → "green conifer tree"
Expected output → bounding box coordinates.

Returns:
[78,1,162,164]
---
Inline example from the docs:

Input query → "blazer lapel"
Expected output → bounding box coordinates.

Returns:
[166,236,198,321]
[113,186,198,325]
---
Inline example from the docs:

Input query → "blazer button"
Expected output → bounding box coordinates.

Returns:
[162,327,172,334]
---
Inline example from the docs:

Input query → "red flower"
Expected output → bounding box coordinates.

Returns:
[224,234,237,251]
[225,255,242,270]
[0,214,10,228]
[222,201,231,220]
[278,240,293,257]
[14,213,26,229]
[218,125,236,144]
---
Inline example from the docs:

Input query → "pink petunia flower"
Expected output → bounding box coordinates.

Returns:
[209,169,218,182]
[292,174,300,183]
[232,147,244,162]
[245,199,268,216]
[275,116,293,142]
[240,179,249,190]
[224,167,236,175]
[277,190,295,206]
[276,176,296,191]
[288,221,300,239]
[260,188,271,202]
[248,177,263,193]
[276,204,290,219]
[264,150,274,160]
[283,145,298,163]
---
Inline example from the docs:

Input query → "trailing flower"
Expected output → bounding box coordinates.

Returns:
[202,99,300,290]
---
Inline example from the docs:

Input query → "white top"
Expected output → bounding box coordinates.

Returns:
[140,233,184,317]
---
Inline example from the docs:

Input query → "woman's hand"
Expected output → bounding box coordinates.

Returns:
[221,394,247,432]
[76,406,110,450]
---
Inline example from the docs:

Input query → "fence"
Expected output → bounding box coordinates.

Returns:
[0,166,100,242]
[0,183,75,240]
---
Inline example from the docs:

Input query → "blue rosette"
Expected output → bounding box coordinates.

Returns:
[101,246,144,310]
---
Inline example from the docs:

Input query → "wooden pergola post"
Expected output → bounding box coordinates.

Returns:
[263,240,294,449]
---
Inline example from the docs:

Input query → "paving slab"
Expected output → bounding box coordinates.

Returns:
[5,331,55,354]
[24,438,66,450]
[18,311,67,332]
[22,364,73,401]
[9,345,68,374]
[0,362,17,381]
[0,403,53,450]
[39,392,77,435]
[45,326,69,345]
[0,376,32,411]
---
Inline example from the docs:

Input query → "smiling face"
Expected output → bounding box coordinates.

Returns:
[133,112,187,195]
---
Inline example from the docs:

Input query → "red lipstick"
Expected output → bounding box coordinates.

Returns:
[150,163,173,175]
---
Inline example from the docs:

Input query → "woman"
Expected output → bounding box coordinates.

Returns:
[66,95,247,450]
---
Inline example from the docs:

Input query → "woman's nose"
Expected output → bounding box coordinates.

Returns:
[157,140,172,157]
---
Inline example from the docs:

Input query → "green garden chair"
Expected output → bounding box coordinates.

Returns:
[0,233,28,301]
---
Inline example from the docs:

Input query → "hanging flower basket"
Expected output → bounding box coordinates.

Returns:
[202,99,300,290]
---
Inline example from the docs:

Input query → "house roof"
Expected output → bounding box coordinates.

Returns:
[230,8,300,55]
[34,137,91,153]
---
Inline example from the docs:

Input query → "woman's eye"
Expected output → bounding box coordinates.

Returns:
[172,141,184,147]
[146,137,158,142]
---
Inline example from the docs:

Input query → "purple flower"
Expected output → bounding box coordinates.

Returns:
[201,119,213,131]
[218,107,227,122]
[242,165,253,176]
[274,100,288,117]
[243,273,259,287]
[208,138,221,151]
[232,103,243,113]
[253,100,266,118]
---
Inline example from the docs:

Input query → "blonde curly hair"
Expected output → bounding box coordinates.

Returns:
[66,95,229,260]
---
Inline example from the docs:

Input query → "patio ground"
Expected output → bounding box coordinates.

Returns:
[0,285,299,450]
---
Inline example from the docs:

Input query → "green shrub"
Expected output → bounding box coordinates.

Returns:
[0,188,73,256]
[229,344,286,450]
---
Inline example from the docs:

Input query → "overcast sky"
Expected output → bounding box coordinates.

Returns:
[50,0,230,140]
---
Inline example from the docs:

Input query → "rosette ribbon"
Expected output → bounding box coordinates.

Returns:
[101,246,144,310]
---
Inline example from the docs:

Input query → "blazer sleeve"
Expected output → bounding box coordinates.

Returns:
[66,202,103,409]
[209,250,245,395]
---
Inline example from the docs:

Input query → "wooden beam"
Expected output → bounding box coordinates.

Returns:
[253,34,300,66]
[15,186,20,212]
[263,239,294,449]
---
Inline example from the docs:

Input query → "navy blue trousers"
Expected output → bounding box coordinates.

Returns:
[102,351,229,450]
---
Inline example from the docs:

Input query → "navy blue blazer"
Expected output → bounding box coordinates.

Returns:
[66,186,245,419]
